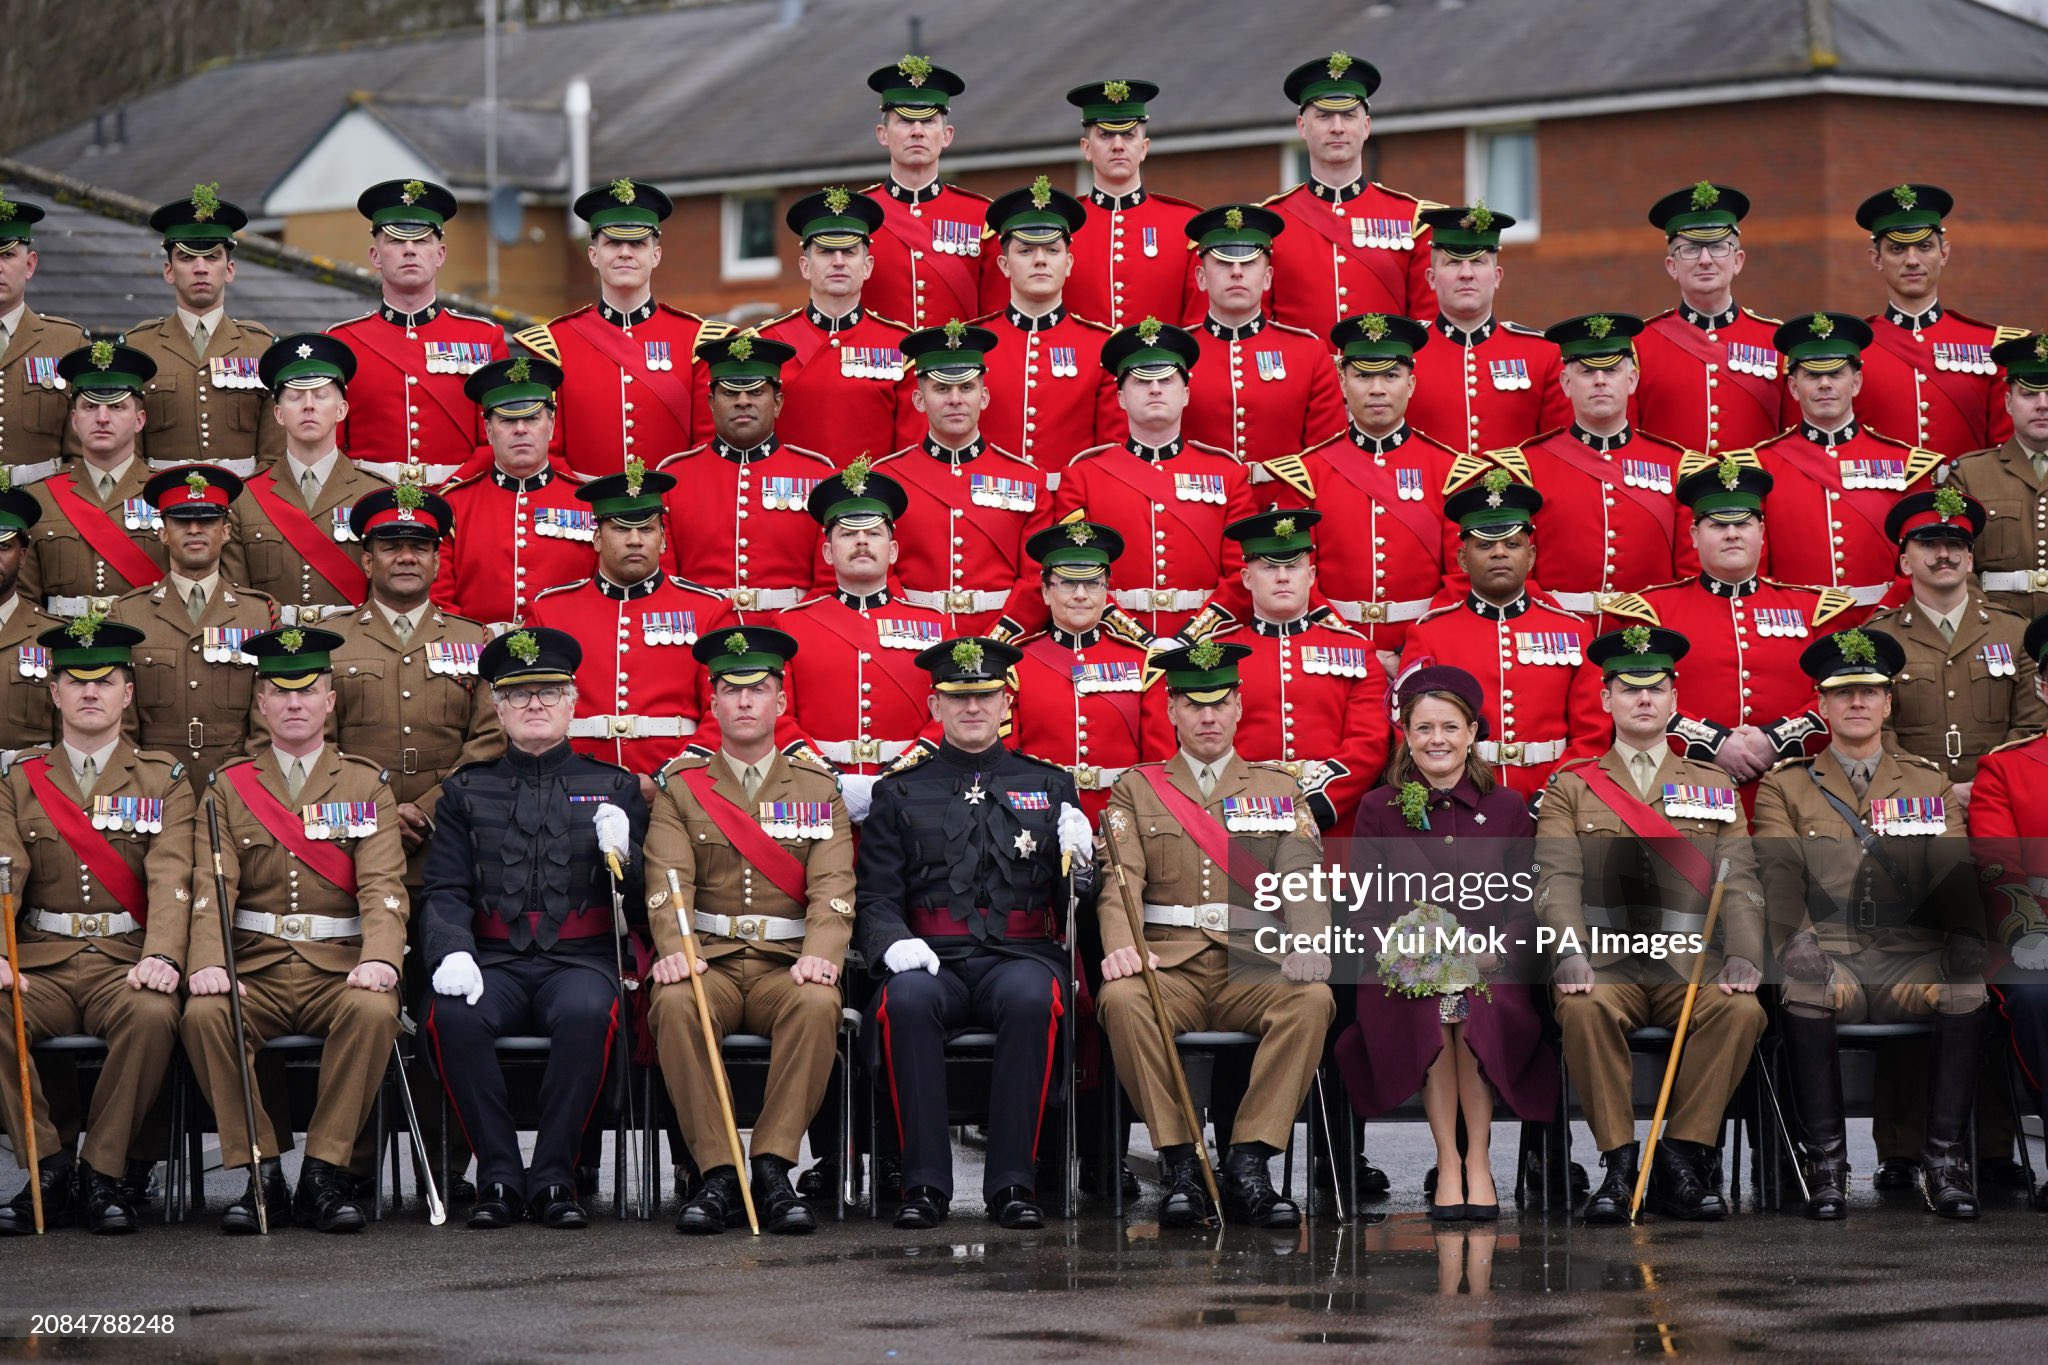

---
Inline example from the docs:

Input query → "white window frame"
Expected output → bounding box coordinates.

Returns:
[720,191,782,281]
[1464,124,1540,243]
[1280,144,1312,193]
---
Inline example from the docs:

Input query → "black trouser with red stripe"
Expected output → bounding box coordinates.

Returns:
[426,955,619,1200]
[869,952,1063,1203]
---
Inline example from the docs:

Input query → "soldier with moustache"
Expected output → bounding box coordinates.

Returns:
[0,487,57,754]
[329,180,504,486]
[0,195,85,481]
[0,614,195,1234]
[1632,182,1794,458]
[1405,203,1568,459]
[1181,205,1344,464]
[433,355,594,630]
[130,184,282,477]
[643,628,853,1235]
[1947,333,2048,622]
[859,57,991,331]
[655,334,834,612]
[1060,80,1200,329]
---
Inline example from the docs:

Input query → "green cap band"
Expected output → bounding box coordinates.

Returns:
[369,203,446,231]
[269,357,346,390]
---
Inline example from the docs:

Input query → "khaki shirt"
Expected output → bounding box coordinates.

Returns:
[21,458,167,608]
[329,603,503,816]
[1947,439,2048,620]
[223,458,392,615]
[128,312,284,470]
[1868,590,2045,779]
[0,307,86,470]
[111,576,277,784]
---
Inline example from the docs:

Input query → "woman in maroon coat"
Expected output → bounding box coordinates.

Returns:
[1334,665,1558,1218]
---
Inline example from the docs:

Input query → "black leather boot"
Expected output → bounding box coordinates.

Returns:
[533,1183,587,1229]
[1921,1006,1986,1220]
[220,1159,291,1234]
[1220,1144,1299,1228]
[752,1156,817,1235]
[118,1158,158,1212]
[1581,1144,1638,1224]
[1159,1147,1217,1228]
[675,1166,746,1235]
[294,1157,367,1233]
[467,1182,524,1229]
[1646,1139,1725,1220]
[894,1184,947,1230]
[78,1160,138,1234]
[0,1156,76,1234]
[1780,1012,1850,1220]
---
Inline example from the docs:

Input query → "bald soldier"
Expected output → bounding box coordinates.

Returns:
[0,195,86,480]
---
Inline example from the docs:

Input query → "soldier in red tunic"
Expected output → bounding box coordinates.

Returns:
[541,179,721,480]
[1855,183,2016,459]
[756,188,921,463]
[1263,52,1435,340]
[329,179,504,486]
[1406,204,1568,458]
[973,180,1123,482]
[859,57,989,331]
[1181,205,1344,463]
[1060,79,1199,329]
[655,334,832,613]
[1632,182,1793,459]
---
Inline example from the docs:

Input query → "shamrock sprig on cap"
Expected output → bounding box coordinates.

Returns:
[841,455,873,493]
[1066,521,1095,545]
[1892,184,1918,210]
[1326,51,1353,80]
[190,182,222,222]
[623,456,646,497]
[401,180,426,205]
[1462,200,1494,232]
[1690,180,1719,212]
[1717,453,1742,489]
[0,197,15,222]
[1811,314,1835,338]
[1224,207,1244,232]
[1586,316,1614,340]
[729,335,754,363]
[66,607,107,646]
[506,630,540,665]
[1360,313,1389,341]
[1838,629,1877,667]
[1622,624,1653,654]
[1103,80,1131,103]
[1186,639,1224,670]
[1273,516,1297,538]
[506,356,531,384]
[897,54,933,87]
[395,482,427,512]
[952,639,984,670]
[1481,467,1513,503]
[1029,175,1052,211]
[823,185,851,215]
[89,340,115,369]
[1136,316,1162,343]
[278,627,306,653]
[943,318,968,348]
[610,178,636,204]
[1933,486,1966,519]
[725,631,750,655]
[185,470,211,496]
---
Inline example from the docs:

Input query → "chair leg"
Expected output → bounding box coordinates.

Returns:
[1110,1068,1125,1221]
[836,1026,852,1223]
[371,1086,386,1221]
[866,1050,880,1222]
[2005,1053,2040,1204]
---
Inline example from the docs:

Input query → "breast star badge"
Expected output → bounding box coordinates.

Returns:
[963,777,987,805]
[1013,830,1038,857]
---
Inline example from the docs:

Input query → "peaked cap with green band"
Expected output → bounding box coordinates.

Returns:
[867,56,966,117]
[356,178,458,239]
[1026,516,1124,578]
[1543,312,1645,367]
[0,487,42,543]
[479,625,581,688]
[1329,311,1430,371]
[693,625,798,684]
[1802,626,1905,689]
[1065,78,1159,129]
[805,458,909,528]
[1101,317,1200,379]
[259,333,356,393]
[0,195,46,244]
[1225,509,1321,563]
[57,341,157,400]
[1155,638,1252,702]
[573,179,672,240]
[986,178,1086,243]
[902,320,998,377]
[463,353,564,415]
[1676,457,1773,522]
[696,332,795,388]
[150,183,249,251]
[244,625,345,688]
[1990,333,2048,392]
[1588,624,1689,684]
[915,635,1021,694]
[1854,182,1953,243]
[1646,181,1750,241]
[575,459,674,523]
[1417,202,1516,257]
[1444,468,1542,539]
[786,186,884,245]
[1185,203,1285,259]
[39,611,144,679]
[1773,311,1872,373]
[1283,50,1381,109]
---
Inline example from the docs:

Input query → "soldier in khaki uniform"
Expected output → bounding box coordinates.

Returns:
[111,465,276,785]
[1948,333,2048,623]
[129,186,283,478]
[224,335,390,627]
[1754,627,1990,1221]
[0,486,57,753]
[0,196,85,481]
[22,344,169,615]
[1097,640,1334,1229]
[180,625,408,1234]
[0,615,195,1234]
[1537,626,1767,1224]
[645,627,854,1236]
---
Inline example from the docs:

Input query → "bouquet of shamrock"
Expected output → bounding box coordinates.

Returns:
[1376,902,1491,1023]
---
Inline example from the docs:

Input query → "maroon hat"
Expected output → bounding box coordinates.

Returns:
[1394,663,1489,740]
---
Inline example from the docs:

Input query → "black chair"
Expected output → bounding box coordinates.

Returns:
[430,1036,638,1219]
[26,1034,189,1226]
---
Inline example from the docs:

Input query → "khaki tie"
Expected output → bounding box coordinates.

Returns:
[1196,763,1217,798]
[187,585,207,624]
[191,320,210,363]
[299,468,321,504]
[741,762,763,802]
[77,756,97,799]
[1846,760,1870,801]
[391,612,414,643]
[0,320,11,360]
[96,470,119,500]
[286,757,307,801]
[1937,615,1956,643]
[1631,750,1659,799]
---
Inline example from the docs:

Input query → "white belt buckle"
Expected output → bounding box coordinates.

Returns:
[851,738,881,764]
[1196,906,1229,932]
[732,587,758,610]
[1074,764,1102,791]
[606,715,636,739]
[73,913,106,937]
[282,916,308,940]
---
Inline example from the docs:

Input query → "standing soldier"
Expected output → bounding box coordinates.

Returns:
[645,627,854,1236]
[860,57,990,331]
[1263,52,1435,339]
[419,626,646,1230]
[756,188,918,463]
[655,334,834,611]
[0,487,57,754]
[131,184,282,477]
[23,343,167,615]
[433,355,593,630]
[181,625,408,1234]
[1062,79,1199,329]
[111,465,276,784]
[1855,184,2016,460]
[1948,333,2048,622]
[329,179,504,486]
[1755,312,1942,614]
[855,635,1091,1230]
[1406,203,1567,458]
[1537,626,1767,1223]
[544,179,722,480]
[876,322,1052,638]
[1633,183,1792,458]
[1181,205,1344,463]
[1097,639,1334,1228]
[974,179,1122,480]
[0,195,85,482]
[1754,627,1990,1220]
[226,335,389,627]
[0,614,195,1234]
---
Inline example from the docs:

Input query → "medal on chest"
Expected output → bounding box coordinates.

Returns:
[302,800,377,839]
[122,499,163,532]
[1173,472,1226,503]
[16,645,49,680]
[1006,789,1051,811]
[875,618,943,650]
[1981,642,2016,677]
[1661,783,1739,822]
[1728,343,1780,378]
[1048,346,1078,379]
[760,800,834,839]
[1840,458,1906,491]
[1073,660,1141,693]
[1223,795,1296,832]
[425,641,481,677]
[1352,216,1414,250]
[930,218,982,257]
[534,507,597,541]
[208,357,263,390]
[1621,459,1672,493]
[423,342,488,376]
[1932,341,1994,375]
[1870,796,1945,836]
[969,473,1037,511]
[1255,350,1287,382]
[1299,645,1370,677]
[1142,226,1159,257]
[202,628,259,664]
[1489,358,1531,391]
[641,611,699,646]
[91,796,164,833]
[643,340,672,372]
[1752,608,1809,639]
[760,476,819,511]
[23,356,64,390]
[331,506,359,542]
[1394,467,1425,501]
[1514,631,1583,666]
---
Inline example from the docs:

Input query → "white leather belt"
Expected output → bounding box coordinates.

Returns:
[1142,902,1262,932]
[693,911,805,942]
[44,595,114,618]
[1070,764,1128,792]
[1112,588,1209,613]
[813,738,912,765]
[1478,737,1566,765]
[1547,590,1639,614]
[1326,595,1430,625]
[568,714,695,739]
[1844,583,1890,606]
[1983,570,2048,593]
[235,910,362,941]
[278,604,358,626]
[149,455,254,477]
[32,909,141,938]
[726,586,804,611]
[3,458,63,487]
[899,587,1011,613]
[353,458,463,487]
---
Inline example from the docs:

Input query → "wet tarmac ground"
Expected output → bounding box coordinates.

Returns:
[3,1121,2046,1362]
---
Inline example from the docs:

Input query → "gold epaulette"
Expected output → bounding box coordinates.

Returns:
[1262,451,1316,499]
[1597,593,1659,624]
[512,323,560,365]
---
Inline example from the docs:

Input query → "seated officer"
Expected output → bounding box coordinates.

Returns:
[0,613,195,1234]
[421,627,647,1230]
[645,628,854,1235]
[1097,640,1334,1228]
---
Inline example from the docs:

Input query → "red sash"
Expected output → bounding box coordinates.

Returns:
[561,311,700,435]
[1136,766,1270,902]
[1103,452,1229,573]
[335,317,480,437]
[1642,315,1784,431]
[677,766,810,906]
[224,762,359,895]
[41,476,162,588]
[875,198,982,315]
[891,455,1035,562]
[1020,639,1144,751]
[244,473,370,602]
[808,603,931,715]
[1533,433,1679,530]
[1866,323,1985,439]
[1773,440,1905,546]
[19,758,150,920]
[773,316,832,373]
[1323,445,1448,551]
[1572,765,1715,898]
[1278,193,1411,313]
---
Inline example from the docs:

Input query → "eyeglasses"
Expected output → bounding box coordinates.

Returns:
[498,686,568,709]
[1670,241,1738,261]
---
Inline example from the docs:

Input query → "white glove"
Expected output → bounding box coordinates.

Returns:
[1057,802,1095,861]
[593,801,630,859]
[884,937,940,975]
[2012,932,2048,971]
[432,951,485,1006]
[840,773,878,824]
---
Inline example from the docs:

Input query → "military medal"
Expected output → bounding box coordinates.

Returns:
[760,800,833,840]
[1142,226,1158,258]
[1072,660,1141,693]
[1349,216,1368,248]
[1661,783,1739,822]
[645,341,672,372]
[970,473,1037,511]
[1255,350,1286,382]
[121,498,162,532]
[641,611,698,646]
[761,476,819,511]
[1049,346,1077,379]
[1223,795,1296,832]
[962,776,987,805]
[425,641,481,676]
[1841,458,1906,491]
[331,506,357,541]
[1982,642,2016,678]
[876,618,942,650]
[202,627,258,664]
[1173,472,1226,503]
[534,507,596,541]
[1622,459,1672,493]
[1489,358,1531,391]
[1870,796,1944,836]
[1006,790,1051,810]
[1300,645,1369,677]
[1753,608,1808,639]
[1933,342,1993,375]
[1514,630,1583,666]
[16,645,49,680]
[1395,467,1425,501]
[24,356,64,390]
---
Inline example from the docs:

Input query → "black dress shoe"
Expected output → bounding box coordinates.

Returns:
[0,1158,76,1234]
[1801,1158,1850,1221]
[1923,1157,1981,1220]
[894,1185,947,1229]
[293,1158,367,1234]
[1358,1159,1391,1196]
[534,1184,588,1229]
[574,1163,601,1200]
[468,1183,525,1229]
[987,1185,1043,1229]
[79,1161,138,1235]
[1873,1157,1919,1190]
[752,1156,817,1236]
[119,1158,158,1212]
[675,1168,747,1235]
[794,1160,834,1202]
[675,1163,703,1202]
[450,1177,477,1204]
[1979,1155,2030,1191]
[1220,1145,1300,1229]
[1427,1202,1467,1221]
[1581,1145,1638,1225]
[220,1161,291,1234]
[1646,1141,1724,1221]
[1159,1153,1217,1228]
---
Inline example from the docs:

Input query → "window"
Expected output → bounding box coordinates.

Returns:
[721,192,781,281]
[1465,126,1538,241]
[1283,145,1312,192]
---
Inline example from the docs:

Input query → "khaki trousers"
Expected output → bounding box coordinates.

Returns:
[1552,982,1766,1151]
